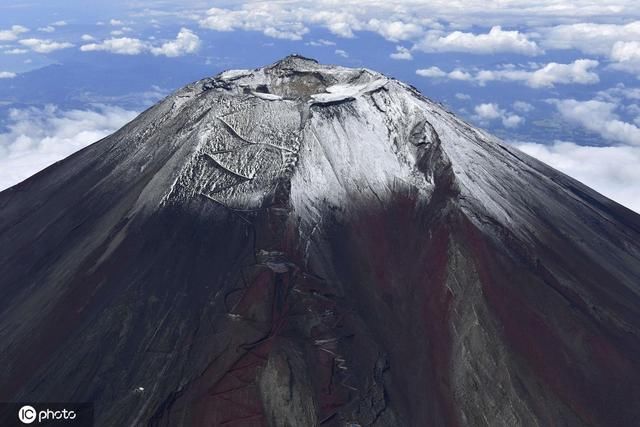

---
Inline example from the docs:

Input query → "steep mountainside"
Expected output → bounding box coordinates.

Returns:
[1,55,639,427]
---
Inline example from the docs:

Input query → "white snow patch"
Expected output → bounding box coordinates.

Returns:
[219,69,253,80]
[290,91,432,235]
[251,91,283,101]
[310,78,388,104]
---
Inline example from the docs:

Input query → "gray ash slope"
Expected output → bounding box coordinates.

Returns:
[1,55,640,427]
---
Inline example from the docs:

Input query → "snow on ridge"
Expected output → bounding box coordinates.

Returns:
[219,69,253,80]
[251,91,284,101]
[310,78,389,104]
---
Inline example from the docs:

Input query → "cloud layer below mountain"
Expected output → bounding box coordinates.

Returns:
[0,105,138,190]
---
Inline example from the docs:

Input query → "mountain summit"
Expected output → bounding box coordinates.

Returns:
[1,55,639,426]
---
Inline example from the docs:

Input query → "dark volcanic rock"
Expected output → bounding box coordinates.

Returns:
[1,55,640,426]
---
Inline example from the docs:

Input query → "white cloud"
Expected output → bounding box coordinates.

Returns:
[335,49,349,58]
[110,19,124,26]
[51,21,67,27]
[480,59,600,87]
[307,39,335,46]
[513,96,640,212]
[416,66,446,78]
[194,2,640,45]
[80,37,147,55]
[390,45,413,60]
[627,104,640,117]
[417,59,600,88]
[553,99,640,146]
[415,26,542,56]
[150,28,201,57]
[474,103,502,120]
[367,19,423,41]
[0,25,29,41]
[0,105,138,191]
[38,26,56,33]
[455,93,471,100]
[81,34,95,41]
[311,11,361,38]
[199,6,310,40]
[474,102,524,128]
[502,114,525,128]
[0,71,16,79]
[448,69,473,81]
[263,25,308,40]
[610,40,640,62]
[4,49,28,55]
[513,101,535,113]
[543,21,640,56]
[542,21,640,76]
[19,38,74,53]
[514,141,640,213]
[198,4,439,41]
[198,8,239,32]
[609,40,640,75]
[81,29,201,57]
[598,83,640,101]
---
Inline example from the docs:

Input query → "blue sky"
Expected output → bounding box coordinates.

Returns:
[1,0,639,212]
